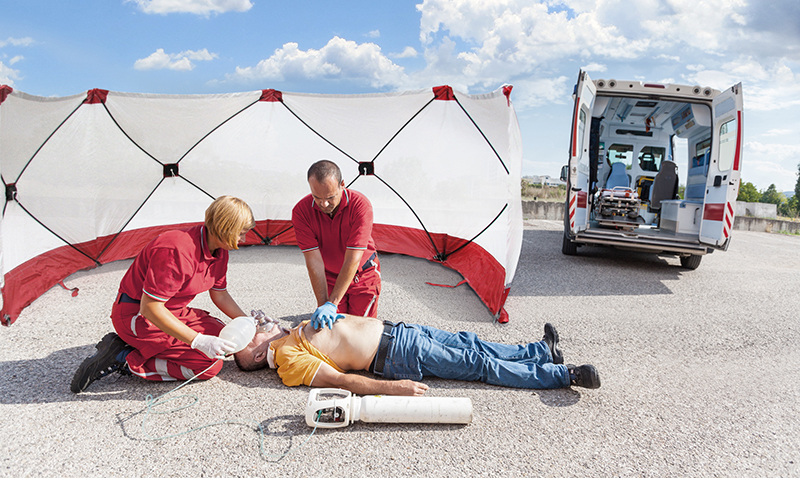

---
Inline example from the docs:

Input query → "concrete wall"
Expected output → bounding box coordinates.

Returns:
[521,200,800,234]
[735,201,777,219]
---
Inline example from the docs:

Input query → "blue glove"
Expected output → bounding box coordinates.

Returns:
[311,302,344,329]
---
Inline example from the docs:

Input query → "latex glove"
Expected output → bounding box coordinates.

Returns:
[191,333,236,359]
[311,302,345,330]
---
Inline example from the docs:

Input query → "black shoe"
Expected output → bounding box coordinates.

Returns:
[542,323,563,365]
[568,364,601,389]
[70,333,132,393]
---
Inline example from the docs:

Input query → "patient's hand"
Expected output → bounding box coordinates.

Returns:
[394,379,429,396]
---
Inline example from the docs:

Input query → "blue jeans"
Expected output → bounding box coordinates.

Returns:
[379,322,569,389]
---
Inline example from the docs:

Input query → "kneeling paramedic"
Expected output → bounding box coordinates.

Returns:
[71,196,255,393]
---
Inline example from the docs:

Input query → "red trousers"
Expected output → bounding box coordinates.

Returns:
[111,301,225,381]
[327,266,381,318]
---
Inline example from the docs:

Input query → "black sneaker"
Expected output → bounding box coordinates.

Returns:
[568,364,601,389]
[70,333,132,393]
[542,323,563,364]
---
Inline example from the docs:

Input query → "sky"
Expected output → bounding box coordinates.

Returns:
[2,0,799,193]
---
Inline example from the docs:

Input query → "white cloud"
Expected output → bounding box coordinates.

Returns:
[763,129,792,137]
[9,55,24,66]
[684,57,800,111]
[390,47,419,59]
[582,62,606,72]
[0,37,34,48]
[229,37,407,89]
[128,0,253,15]
[0,61,21,86]
[134,48,218,71]
[506,76,571,109]
[366,30,380,38]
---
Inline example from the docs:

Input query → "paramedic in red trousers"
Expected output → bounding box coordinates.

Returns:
[70,196,255,393]
[292,160,381,329]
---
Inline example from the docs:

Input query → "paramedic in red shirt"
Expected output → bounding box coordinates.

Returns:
[70,196,255,393]
[292,160,381,329]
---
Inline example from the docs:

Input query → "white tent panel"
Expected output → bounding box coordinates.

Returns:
[103,91,263,163]
[0,91,86,180]
[1,201,71,273]
[281,90,434,163]
[14,104,162,245]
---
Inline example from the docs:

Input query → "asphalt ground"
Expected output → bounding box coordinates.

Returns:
[1,220,798,477]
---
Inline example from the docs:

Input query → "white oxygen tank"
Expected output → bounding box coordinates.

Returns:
[353,394,473,424]
[218,316,256,353]
[305,388,472,428]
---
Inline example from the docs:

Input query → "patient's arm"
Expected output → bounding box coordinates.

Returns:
[312,362,429,396]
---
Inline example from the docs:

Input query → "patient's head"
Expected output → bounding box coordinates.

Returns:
[233,323,290,372]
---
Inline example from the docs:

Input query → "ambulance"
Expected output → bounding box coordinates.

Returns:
[559,71,744,269]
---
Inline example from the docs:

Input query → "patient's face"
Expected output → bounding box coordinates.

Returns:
[237,324,290,365]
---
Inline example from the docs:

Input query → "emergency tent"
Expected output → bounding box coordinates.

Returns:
[0,84,523,325]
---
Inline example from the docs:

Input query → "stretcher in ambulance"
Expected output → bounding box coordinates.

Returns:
[559,71,743,269]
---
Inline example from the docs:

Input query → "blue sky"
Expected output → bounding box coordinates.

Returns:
[2,0,799,192]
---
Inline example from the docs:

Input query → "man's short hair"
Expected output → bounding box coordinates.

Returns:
[233,352,269,372]
[307,159,342,184]
[205,196,255,250]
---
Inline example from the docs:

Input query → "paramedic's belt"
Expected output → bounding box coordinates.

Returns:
[361,252,377,272]
[370,320,394,376]
[118,292,141,305]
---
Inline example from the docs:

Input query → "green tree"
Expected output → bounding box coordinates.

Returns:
[737,181,760,202]
[795,162,800,200]
[779,195,799,218]
[760,184,786,205]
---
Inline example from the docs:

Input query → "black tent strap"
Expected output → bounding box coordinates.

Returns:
[15,100,86,184]
[94,177,165,263]
[371,173,442,259]
[453,96,509,175]
[101,103,161,165]
[177,99,261,163]
[436,203,508,262]
[369,98,435,163]
[280,102,359,165]
[13,199,101,267]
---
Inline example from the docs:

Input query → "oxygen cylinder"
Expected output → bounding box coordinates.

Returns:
[219,316,256,353]
[352,395,473,424]
[305,388,472,428]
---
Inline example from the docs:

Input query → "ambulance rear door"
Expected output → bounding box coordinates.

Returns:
[565,70,596,235]
[699,83,744,248]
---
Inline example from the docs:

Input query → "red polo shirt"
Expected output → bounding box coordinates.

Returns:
[292,188,377,277]
[118,225,228,310]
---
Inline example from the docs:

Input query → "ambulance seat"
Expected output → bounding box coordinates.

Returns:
[605,162,630,189]
[648,160,679,213]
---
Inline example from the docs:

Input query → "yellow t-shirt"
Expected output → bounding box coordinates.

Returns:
[268,320,345,386]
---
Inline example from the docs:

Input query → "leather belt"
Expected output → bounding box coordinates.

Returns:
[370,320,394,376]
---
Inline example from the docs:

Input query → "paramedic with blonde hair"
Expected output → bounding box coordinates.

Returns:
[71,196,255,393]
[292,160,381,330]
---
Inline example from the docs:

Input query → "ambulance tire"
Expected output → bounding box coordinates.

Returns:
[562,232,578,255]
[680,254,701,270]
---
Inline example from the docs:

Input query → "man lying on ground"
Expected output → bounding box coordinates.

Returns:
[234,315,600,395]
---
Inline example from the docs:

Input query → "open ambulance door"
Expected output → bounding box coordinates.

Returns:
[565,71,596,236]
[699,83,743,249]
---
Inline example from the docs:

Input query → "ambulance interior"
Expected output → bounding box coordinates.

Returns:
[589,95,712,236]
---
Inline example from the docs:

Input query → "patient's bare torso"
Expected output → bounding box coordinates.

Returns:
[303,315,384,371]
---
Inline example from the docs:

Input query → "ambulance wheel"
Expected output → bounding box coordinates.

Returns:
[562,233,578,255]
[680,254,701,270]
